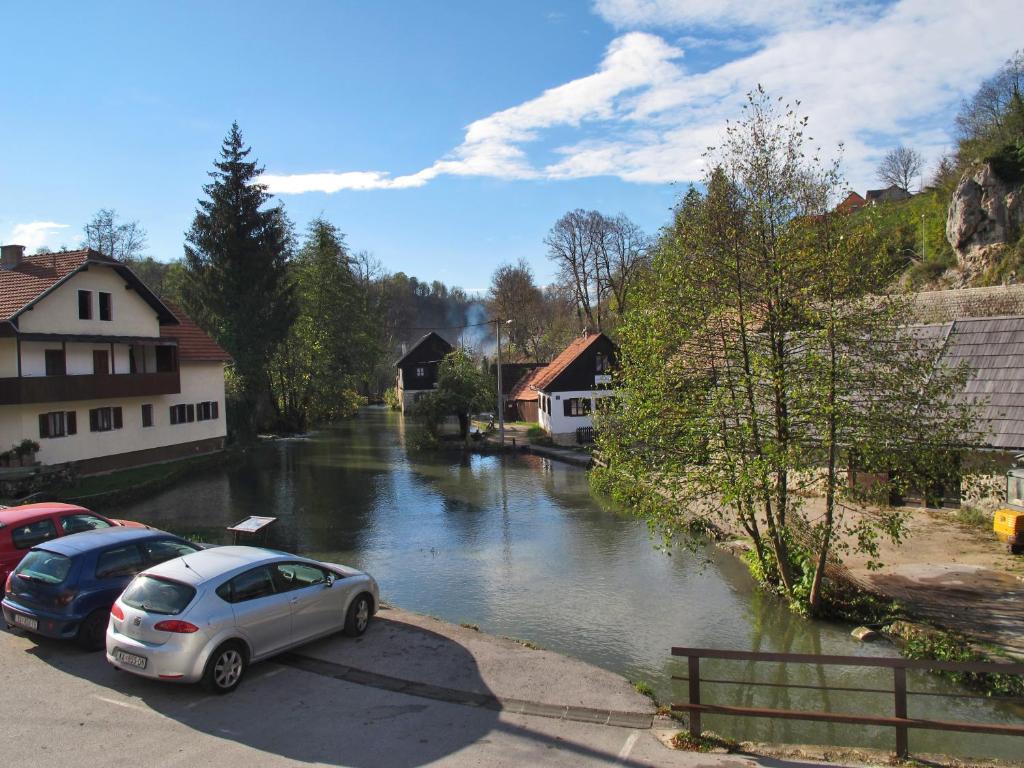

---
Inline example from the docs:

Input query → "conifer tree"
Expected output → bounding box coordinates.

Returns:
[184,122,296,440]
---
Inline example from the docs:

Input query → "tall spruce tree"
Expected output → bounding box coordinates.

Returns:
[183,122,296,440]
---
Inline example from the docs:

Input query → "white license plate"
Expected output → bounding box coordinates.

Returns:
[13,613,37,631]
[114,649,147,669]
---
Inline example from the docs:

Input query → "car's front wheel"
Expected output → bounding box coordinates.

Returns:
[202,641,247,694]
[344,594,372,637]
[76,609,108,651]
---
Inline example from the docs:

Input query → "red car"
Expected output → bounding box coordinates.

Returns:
[0,503,145,587]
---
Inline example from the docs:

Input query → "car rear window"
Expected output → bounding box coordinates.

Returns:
[11,518,58,550]
[15,550,72,585]
[121,575,196,616]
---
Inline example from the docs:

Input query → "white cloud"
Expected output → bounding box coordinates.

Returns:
[6,221,69,252]
[261,0,1021,196]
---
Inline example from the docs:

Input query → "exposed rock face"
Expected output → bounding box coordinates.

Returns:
[946,162,1023,274]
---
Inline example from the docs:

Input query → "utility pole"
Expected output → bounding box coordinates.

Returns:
[495,319,505,447]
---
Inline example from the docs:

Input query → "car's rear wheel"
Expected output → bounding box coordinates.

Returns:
[344,593,373,637]
[203,641,247,694]
[76,609,108,651]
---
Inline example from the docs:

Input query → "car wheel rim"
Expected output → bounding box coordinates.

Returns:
[214,650,242,688]
[356,600,369,631]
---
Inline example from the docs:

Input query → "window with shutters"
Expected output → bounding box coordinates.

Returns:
[88,406,122,432]
[169,404,189,425]
[98,292,112,321]
[38,411,76,439]
[141,404,154,428]
[186,403,195,422]
[563,398,591,417]
[195,401,219,421]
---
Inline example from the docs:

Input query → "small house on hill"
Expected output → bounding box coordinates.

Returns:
[532,332,616,444]
[865,185,912,205]
[835,192,866,214]
[394,331,453,412]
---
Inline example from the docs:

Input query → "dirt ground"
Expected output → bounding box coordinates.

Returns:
[805,497,1024,659]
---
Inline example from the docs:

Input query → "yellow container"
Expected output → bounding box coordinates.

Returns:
[993,508,1024,546]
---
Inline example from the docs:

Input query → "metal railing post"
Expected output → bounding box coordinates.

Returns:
[689,654,702,738]
[894,666,909,759]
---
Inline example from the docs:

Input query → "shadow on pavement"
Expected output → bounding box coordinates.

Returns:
[9,615,665,768]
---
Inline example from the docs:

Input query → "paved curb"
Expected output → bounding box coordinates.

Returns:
[279,653,654,729]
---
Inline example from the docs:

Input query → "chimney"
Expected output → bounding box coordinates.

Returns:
[1,244,26,270]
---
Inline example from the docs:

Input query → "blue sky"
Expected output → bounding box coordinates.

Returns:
[1,1,1018,291]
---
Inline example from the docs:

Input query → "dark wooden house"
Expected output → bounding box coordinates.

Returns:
[394,331,453,412]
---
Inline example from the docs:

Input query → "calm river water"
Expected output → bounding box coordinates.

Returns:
[114,407,1021,759]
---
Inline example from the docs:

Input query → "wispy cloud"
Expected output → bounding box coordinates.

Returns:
[261,0,1020,196]
[6,221,69,252]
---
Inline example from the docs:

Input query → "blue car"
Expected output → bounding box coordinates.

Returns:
[2,527,200,650]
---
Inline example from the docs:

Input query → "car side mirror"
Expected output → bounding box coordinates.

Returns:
[324,574,335,588]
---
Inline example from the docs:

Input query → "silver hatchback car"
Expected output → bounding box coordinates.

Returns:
[105,546,379,693]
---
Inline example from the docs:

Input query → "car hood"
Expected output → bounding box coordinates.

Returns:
[323,563,367,579]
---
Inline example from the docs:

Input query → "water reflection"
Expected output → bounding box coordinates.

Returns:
[112,407,1022,759]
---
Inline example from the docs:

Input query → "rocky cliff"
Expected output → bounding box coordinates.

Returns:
[946,162,1024,281]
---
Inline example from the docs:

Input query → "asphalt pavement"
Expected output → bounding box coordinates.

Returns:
[0,606,848,768]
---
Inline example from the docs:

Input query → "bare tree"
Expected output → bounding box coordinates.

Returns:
[598,214,651,316]
[955,50,1024,147]
[82,208,148,261]
[876,146,924,192]
[545,209,650,330]
[545,209,601,329]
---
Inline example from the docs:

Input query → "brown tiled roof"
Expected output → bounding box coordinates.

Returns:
[0,249,106,320]
[160,302,232,363]
[509,365,548,402]
[531,332,605,392]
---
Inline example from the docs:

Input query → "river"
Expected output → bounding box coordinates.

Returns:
[113,407,1022,759]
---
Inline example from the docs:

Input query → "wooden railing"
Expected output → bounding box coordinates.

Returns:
[0,371,180,405]
[671,647,1024,759]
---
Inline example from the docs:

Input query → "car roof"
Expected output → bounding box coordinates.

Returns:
[0,503,96,528]
[142,546,299,586]
[37,526,173,555]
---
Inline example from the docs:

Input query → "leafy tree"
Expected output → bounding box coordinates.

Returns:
[594,89,980,615]
[183,122,296,440]
[487,260,546,360]
[414,349,492,440]
[876,145,923,192]
[270,218,378,430]
[82,208,148,261]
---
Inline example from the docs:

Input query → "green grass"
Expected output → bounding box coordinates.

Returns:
[632,680,656,699]
[63,455,219,498]
[954,504,990,529]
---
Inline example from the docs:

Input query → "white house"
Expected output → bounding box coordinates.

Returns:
[0,245,230,474]
[533,331,616,445]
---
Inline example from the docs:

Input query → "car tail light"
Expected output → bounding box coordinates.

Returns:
[3,572,12,595]
[153,620,199,633]
[111,603,124,621]
[56,590,77,607]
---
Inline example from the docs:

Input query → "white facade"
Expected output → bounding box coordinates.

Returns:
[537,388,615,442]
[0,260,227,471]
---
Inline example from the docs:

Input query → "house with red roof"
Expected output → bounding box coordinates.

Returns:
[531,331,616,444]
[0,244,230,474]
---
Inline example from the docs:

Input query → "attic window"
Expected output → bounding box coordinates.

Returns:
[99,292,112,321]
[415,366,426,378]
[595,352,609,373]
[78,290,92,320]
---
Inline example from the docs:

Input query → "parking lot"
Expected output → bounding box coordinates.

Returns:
[2,607,849,767]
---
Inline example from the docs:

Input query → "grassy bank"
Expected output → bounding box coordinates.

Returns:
[51,450,239,510]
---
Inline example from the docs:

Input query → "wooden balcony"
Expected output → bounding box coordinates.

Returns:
[0,372,181,405]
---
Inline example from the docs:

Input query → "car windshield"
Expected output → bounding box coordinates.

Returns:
[15,550,72,585]
[121,575,197,616]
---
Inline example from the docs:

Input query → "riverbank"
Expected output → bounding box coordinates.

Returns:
[0,449,239,510]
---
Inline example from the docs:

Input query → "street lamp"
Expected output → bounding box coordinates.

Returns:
[495,318,512,447]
